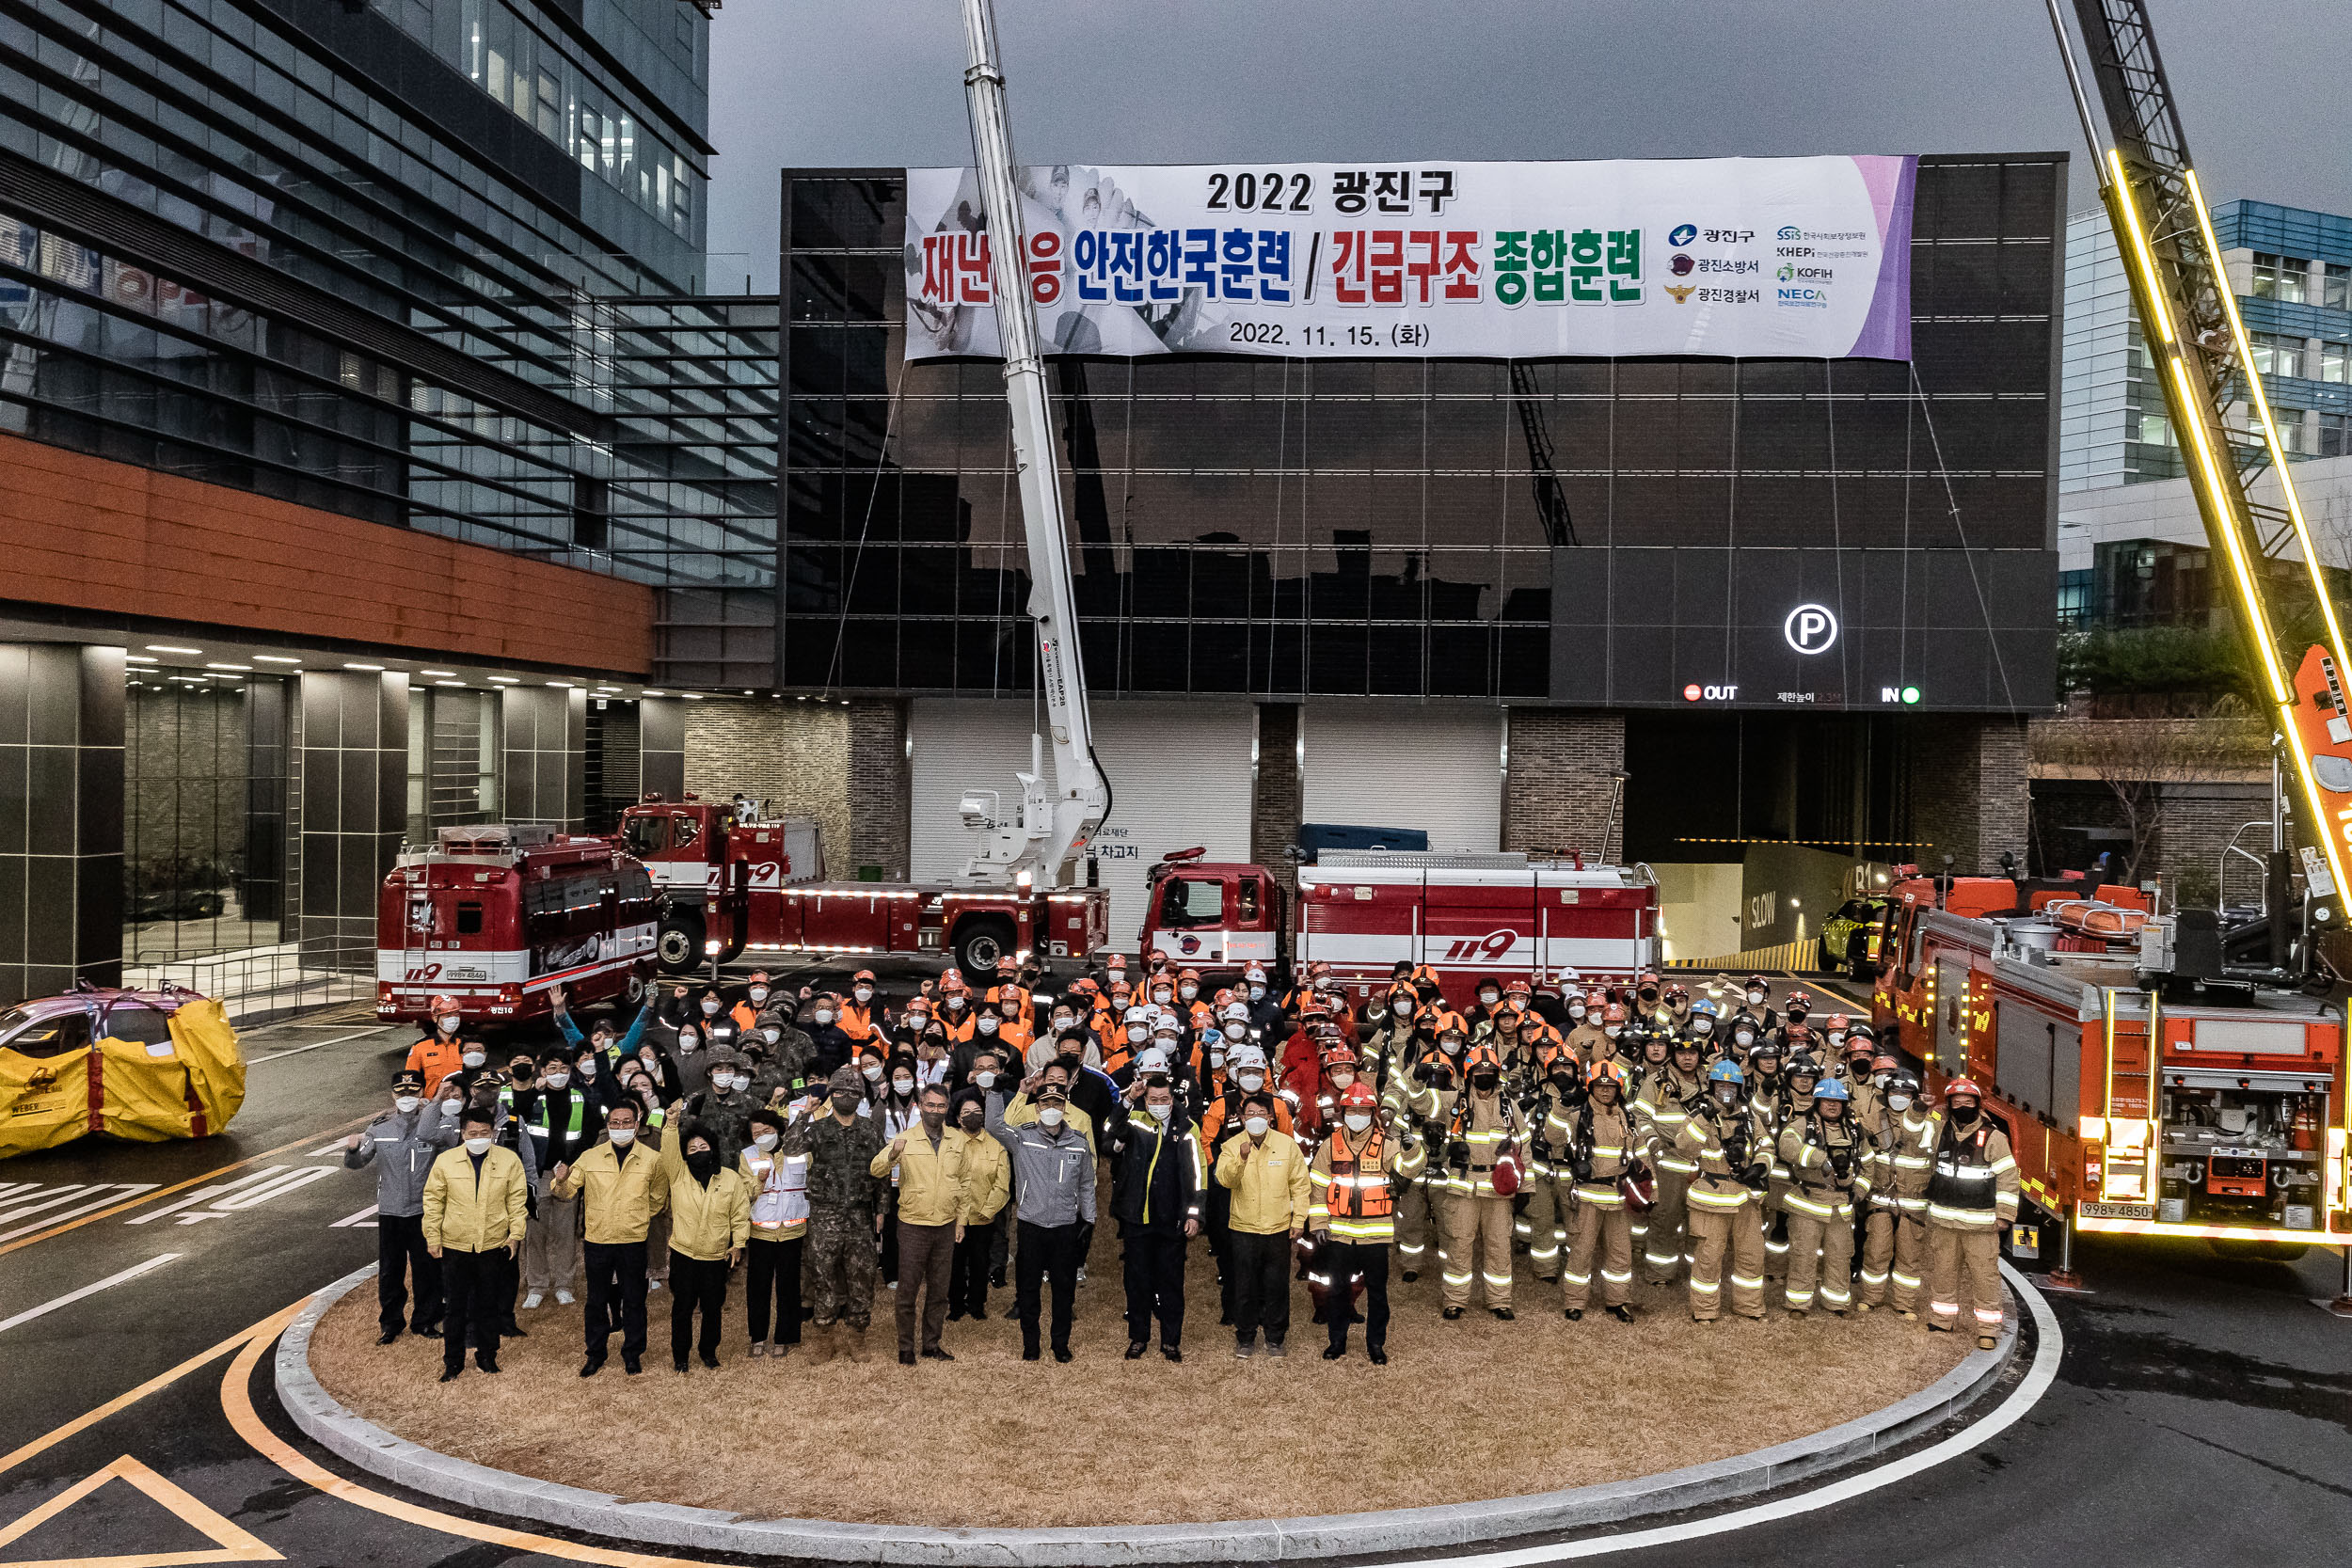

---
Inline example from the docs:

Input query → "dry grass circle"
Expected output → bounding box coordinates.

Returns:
[312,1246,1967,1529]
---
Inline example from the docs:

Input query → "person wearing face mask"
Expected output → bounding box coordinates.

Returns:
[519,1046,606,1310]
[1307,1084,1424,1362]
[1382,1016,1462,1283]
[674,1048,756,1170]
[870,1051,926,1290]
[801,1064,887,1364]
[665,1013,712,1101]
[935,974,977,1048]
[1105,1073,1203,1362]
[662,1127,750,1372]
[1633,1033,1709,1285]
[550,983,657,1083]
[680,983,745,1056]
[1564,993,1611,1066]
[739,1107,808,1358]
[869,1084,976,1365]
[1213,1089,1310,1358]
[1359,990,1412,1090]
[1199,1044,1294,1321]
[729,971,779,1034]
[1559,1060,1640,1323]
[565,1038,620,1116]
[404,994,472,1097]
[1920,1079,2016,1349]
[1527,968,1577,1035]
[838,969,885,1043]
[421,1110,528,1381]
[1240,964,1286,1038]
[747,1009,814,1110]
[550,1099,667,1376]
[1677,1059,1772,1323]
[1517,1033,1581,1284]
[946,1080,1011,1323]
[1859,1069,1932,1316]
[1465,975,1510,1037]
[1433,1042,1524,1321]
[347,1070,460,1344]
[1778,1078,1866,1317]
[803,992,859,1080]
[986,1077,1096,1362]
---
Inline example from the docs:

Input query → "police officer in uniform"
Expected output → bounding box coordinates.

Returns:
[1678,1059,1769,1323]
[1778,1077,1865,1316]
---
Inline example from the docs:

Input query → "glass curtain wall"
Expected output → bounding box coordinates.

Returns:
[123,667,288,964]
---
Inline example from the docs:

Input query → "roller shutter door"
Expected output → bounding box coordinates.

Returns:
[908,699,1257,951]
[1299,706,1502,853]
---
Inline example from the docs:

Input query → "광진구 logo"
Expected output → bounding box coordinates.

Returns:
[1668,223,1697,245]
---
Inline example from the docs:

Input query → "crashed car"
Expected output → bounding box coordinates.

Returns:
[0,984,245,1159]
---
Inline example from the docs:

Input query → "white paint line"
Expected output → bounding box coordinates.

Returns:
[310,1142,351,1157]
[123,1167,289,1226]
[330,1204,380,1229]
[250,1025,397,1065]
[0,1184,160,1244]
[0,1253,182,1336]
[1396,1261,2062,1565]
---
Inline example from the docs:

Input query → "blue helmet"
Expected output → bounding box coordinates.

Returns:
[1706,1058,1746,1086]
[1690,998,1721,1018]
[1812,1079,1851,1101]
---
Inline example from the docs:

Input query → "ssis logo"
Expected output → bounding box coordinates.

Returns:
[1668,223,1698,245]
[1778,225,1802,240]
[1664,284,1695,303]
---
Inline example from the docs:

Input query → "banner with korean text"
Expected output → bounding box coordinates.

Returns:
[903,156,1915,362]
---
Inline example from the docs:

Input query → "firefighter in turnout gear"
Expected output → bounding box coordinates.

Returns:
[1632,1033,1708,1283]
[1385,1018,1465,1282]
[1760,1050,1821,1273]
[1678,1059,1770,1322]
[1560,1060,1639,1322]
[1859,1069,1931,1313]
[1437,1042,1524,1320]
[1923,1078,2018,1347]
[1307,1083,1425,1362]
[1513,1019,1580,1281]
[1778,1078,1865,1315]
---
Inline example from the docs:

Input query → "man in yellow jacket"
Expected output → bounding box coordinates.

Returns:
[421,1108,529,1382]
[548,1099,667,1377]
[872,1083,983,1365]
[1213,1089,1311,1358]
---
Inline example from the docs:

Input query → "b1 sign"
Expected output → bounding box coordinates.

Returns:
[903,155,1915,363]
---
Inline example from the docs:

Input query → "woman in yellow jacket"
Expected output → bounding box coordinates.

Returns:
[1213,1089,1311,1358]
[665,1126,751,1372]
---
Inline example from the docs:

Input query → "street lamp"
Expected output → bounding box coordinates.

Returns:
[706,936,722,990]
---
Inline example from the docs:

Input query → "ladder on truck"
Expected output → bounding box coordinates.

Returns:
[2046,0,2352,931]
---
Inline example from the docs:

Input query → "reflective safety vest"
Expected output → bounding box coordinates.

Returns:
[1310,1124,1420,1244]
[523,1091,589,1153]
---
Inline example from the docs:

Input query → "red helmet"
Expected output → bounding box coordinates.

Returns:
[1602,1003,1628,1024]
[1339,1081,1378,1109]
[429,993,462,1018]
[1322,1040,1359,1067]
[1871,1052,1902,1073]
[1944,1076,1984,1101]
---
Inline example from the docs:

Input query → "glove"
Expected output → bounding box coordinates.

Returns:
[1739,1162,1771,1190]
[1447,1138,1471,1171]
[1829,1148,1854,1180]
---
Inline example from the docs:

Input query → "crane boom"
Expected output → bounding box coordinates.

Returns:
[954,0,1109,889]
[2046,0,2352,927]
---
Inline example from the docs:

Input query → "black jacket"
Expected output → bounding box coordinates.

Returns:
[1104,1106,1203,1235]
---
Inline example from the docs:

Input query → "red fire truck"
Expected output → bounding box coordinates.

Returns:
[1139,848,1660,1008]
[375,824,658,1026]
[616,794,1111,977]
[1871,873,2349,1261]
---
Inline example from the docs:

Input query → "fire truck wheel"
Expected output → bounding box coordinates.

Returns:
[2208,1238,2308,1263]
[953,916,1016,977]
[656,911,705,974]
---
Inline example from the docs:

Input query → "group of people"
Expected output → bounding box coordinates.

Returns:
[355,955,2015,1383]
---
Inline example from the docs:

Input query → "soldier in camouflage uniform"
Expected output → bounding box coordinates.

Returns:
[787,1063,885,1361]
[746,1007,817,1109]
[675,1049,758,1167]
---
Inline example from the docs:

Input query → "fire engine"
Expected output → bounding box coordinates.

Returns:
[1872,871,2347,1261]
[375,824,657,1025]
[617,792,1111,978]
[1139,847,1659,1008]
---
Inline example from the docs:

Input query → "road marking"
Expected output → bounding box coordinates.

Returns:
[217,1328,734,1568]
[0,1452,282,1565]
[307,1143,348,1158]
[1386,1261,2063,1564]
[124,1168,337,1227]
[0,1117,373,1258]
[0,1185,162,1245]
[0,1254,182,1337]
[327,1205,378,1229]
[248,1026,396,1066]
[0,1299,306,1481]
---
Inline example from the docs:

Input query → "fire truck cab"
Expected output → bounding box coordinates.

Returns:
[377,824,657,1026]
[1139,847,1660,1008]
[1872,874,2349,1258]
[616,794,824,971]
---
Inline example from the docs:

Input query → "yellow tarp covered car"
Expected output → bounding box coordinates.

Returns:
[0,987,245,1160]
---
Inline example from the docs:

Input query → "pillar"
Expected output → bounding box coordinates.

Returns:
[638,695,686,802]
[0,645,124,1006]
[500,686,586,830]
[1502,708,1627,863]
[1904,715,2030,874]
[846,699,909,880]
[1252,704,1302,891]
[297,670,407,974]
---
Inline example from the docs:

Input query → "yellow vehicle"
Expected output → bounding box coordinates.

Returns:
[0,985,245,1159]
[1819,896,1887,977]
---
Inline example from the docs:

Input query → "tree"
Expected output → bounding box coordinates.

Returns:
[2030,715,2268,886]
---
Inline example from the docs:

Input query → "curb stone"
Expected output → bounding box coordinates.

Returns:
[277,1264,2019,1564]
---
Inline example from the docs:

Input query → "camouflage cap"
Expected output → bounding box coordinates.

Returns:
[706,1047,743,1070]
[826,1064,866,1095]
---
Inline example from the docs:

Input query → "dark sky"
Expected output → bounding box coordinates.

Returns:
[701,0,2352,293]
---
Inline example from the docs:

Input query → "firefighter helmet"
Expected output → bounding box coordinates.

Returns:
[1220,1001,1249,1022]
[1886,1069,1922,1096]
[1323,1040,1359,1067]
[1672,1028,1707,1053]
[1339,1081,1379,1110]
[1848,1021,1878,1043]
[1690,998,1721,1019]
[1152,1016,1183,1037]
[1812,1078,1851,1101]
[1707,1058,1747,1085]
[1871,1051,1902,1074]
[1603,1003,1628,1024]
[1462,1041,1502,1073]
[1231,1044,1269,1072]
[1943,1076,1984,1101]
[1177,967,1200,984]
[1587,1058,1630,1088]
[1121,1005,1149,1024]
[1788,1053,1821,1080]
[939,973,968,995]
[1503,976,1532,998]
[429,993,462,1018]
[853,968,877,984]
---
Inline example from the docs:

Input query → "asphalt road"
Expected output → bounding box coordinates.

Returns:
[1,966,2346,1568]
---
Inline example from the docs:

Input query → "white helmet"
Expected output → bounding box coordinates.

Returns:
[1230,1044,1269,1071]
[1152,1016,1182,1037]
[1136,1046,1172,1075]
[1121,1005,1149,1025]
[1220,1001,1250,1022]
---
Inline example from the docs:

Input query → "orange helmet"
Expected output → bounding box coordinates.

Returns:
[1943,1076,1984,1101]
[853,968,877,984]
[1463,1041,1503,1073]
[995,956,1018,974]
[430,994,462,1018]
[1587,1058,1630,1088]
[1503,977,1532,998]
[939,973,968,995]
[1339,1081,1379,1110]
[1178,967,1200,984]
[1602,1003,1628,1024]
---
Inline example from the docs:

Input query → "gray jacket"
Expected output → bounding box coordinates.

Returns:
[345,1104,459,1217]
[985,1089,1096,1227]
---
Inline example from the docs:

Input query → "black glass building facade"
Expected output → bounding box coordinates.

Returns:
[773,155,2063,712]
[0,0,719,573]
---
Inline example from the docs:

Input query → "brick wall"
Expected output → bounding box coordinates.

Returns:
[683,700,851,871]
[1502,709,1626,863]
[1906,715,2030,872]
[1251,704,1301,889]
[847,700,911,880]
